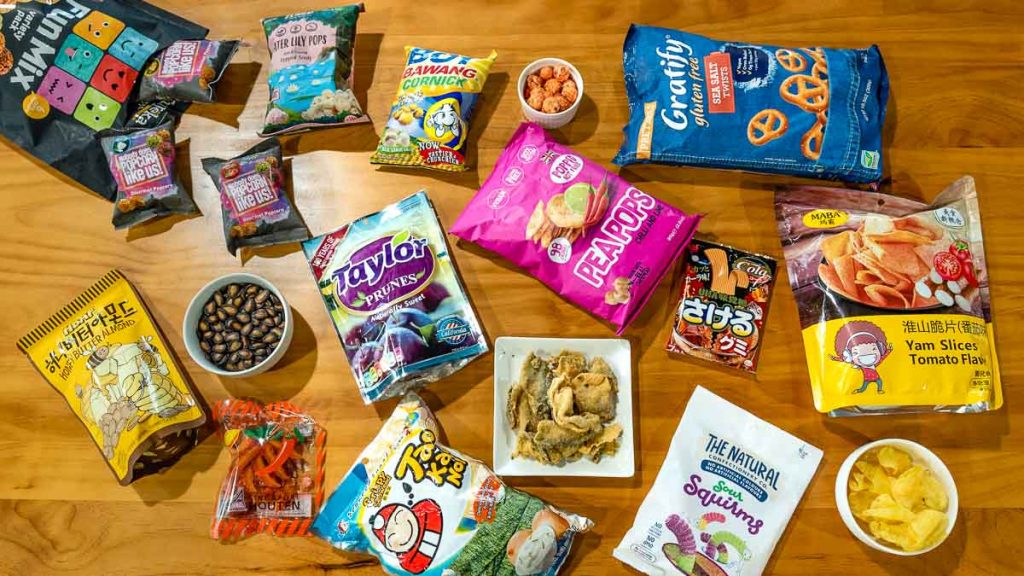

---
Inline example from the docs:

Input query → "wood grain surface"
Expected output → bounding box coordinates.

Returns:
[2,1,1023,574]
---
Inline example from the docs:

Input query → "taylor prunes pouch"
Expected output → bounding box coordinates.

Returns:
[140,39,240,103]
[202,138,310,256]
[0,0,206,200]
[313,393,592,575]
[260,4,367,136]
[16,270,207,485]
[614,386,822,576]
[775,176,1002,416]
[101,119,196,229]
[302,191,487,404]
[614,25,889,184]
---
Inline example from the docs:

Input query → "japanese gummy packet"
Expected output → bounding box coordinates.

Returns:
[451,122,701,334]
[614,386,822,576]
[140,39,240,103]
[370,46,496,172]
[260,4,367,136]
[16,270,207,485]
[614,25,889,184]
[101,119,196,229]
[0,0,207,200]
[313,393,593,575]
[211,399,326,541]
[302,191,487,404]
[666,240,777,373]
[775,176,1002,416]
[202,138,310,256]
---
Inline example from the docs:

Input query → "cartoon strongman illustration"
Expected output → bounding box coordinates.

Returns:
[831,320,893,394]
[370,499,443,574]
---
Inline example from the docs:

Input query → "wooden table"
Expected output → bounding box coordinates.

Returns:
[2,1,1022,574]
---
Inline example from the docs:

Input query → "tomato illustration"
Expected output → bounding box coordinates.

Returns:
[961,260,979,288]
[950,239,972,262]
[933,251,962,281]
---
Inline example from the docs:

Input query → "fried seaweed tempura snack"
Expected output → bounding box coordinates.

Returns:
[211,399,326,541]
[17,270,206,485]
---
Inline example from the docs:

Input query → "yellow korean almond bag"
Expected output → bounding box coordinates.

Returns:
[17,270,206,484]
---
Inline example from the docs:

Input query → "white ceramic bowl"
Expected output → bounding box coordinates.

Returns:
[835,438,958,556]
[182,273,293,377]
[517,58,584,130]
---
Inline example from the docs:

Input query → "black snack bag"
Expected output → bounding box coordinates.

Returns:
[0,0,206,200]
[202,139,309,256]
[101,119,197,229]
[140,40,240,104]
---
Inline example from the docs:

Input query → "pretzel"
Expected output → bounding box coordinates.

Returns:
[801,116,826,161]
[775,48,806,73]
[747,109,788,146]
[811,60,828,80]
[780,74,829,112]
[802,46,828,67]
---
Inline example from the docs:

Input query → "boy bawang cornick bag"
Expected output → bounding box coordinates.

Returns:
[614,25,889,184]
[0,0,206,200]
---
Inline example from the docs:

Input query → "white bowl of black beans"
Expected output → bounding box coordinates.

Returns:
[182,273,293,377]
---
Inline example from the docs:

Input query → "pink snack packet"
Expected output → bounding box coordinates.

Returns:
[451,122,701,333]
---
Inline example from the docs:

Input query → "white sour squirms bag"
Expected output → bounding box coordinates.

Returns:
[614,387,822,575]
[313,393,592,575]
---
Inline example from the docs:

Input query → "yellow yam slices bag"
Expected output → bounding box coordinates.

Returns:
[17,270,206,484]
[775,176,1001,415]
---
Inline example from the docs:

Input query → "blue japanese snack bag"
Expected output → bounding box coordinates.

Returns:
[0,0,206,200]
[614,25,889,184]
[313,393,593,576]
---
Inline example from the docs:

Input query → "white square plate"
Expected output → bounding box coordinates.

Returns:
[493,337,634,477]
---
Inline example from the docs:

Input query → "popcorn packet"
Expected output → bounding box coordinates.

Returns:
[16,270,207,485]
[370,46,496,172]
[211,399,326,541]
[0,0,206,200]
[302,191,487,404]
[451,122,701,334]
[775,176,1002,415]
[140,39,240,103]
[614,386,822,575]
[667,240,777,373]
[202,138,310,256]
[259,4,367,136]
[101,119,196,229]
[614,25,889,184]
[312,393,592,575]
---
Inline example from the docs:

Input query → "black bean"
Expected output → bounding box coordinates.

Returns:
[271,327,283,339]
[245,284,257,295]
[255,289,269,304]
[273,302,284,312]
[201,331,213,341]
[262,332,278,344]
[227,284,240,297]
[250,329,264,339]
[240,335,249,348]
[261,319,274,331]
[198,320,209,332]
[213,292,223,306]
[255,351,267,362]
[222,305,237,316]
[211,352,224,363]
[251,342,266,351]
[228,341,242,353]
[199,341,211,353]
[253,309,268,321]
[243,298,255,313]
[213,333,224,344]
[238,350,252,360]
[225,362,237,371]
[229,352,240,364]
[236,313,250,324]
[216,309,227,321]
[224,332,240,342]
[205,314,218,325]
[204,301,215,314]
[213,344,226,354]
[240,323,253,336]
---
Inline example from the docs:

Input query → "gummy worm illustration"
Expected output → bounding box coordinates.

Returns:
[665,514,697,554]
[710,530,753,562]
[697,512,726,531]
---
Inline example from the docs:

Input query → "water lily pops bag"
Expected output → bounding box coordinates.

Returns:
[313,393,592,575]
[614,386,822,576]
[17,270,206,485]
[451,122,701,334]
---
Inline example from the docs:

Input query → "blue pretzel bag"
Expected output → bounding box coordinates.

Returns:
[613,25,889,184]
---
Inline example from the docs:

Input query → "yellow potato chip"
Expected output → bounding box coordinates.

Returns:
[862,494,916,524]
[865,284,910,308]
[893,215,944,241]
[821,230,855,262]
[855,460,891,494]
[868,520,916,550]
[892,466,948,512]
[849,471,871,492]
[910,509,948,549]
[848,490,878,521]
[877,446,913,476]
[833,254,859,295]
[868,229,934,245]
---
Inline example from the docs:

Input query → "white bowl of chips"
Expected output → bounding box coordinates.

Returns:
[835,439,957,556]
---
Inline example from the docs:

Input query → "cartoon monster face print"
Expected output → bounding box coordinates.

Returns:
[39,66,87,114]
[72,11,127,50]
[107,27,159,70]
[74,87,121,130]
[54,34,103,82]
[90,54,138,102]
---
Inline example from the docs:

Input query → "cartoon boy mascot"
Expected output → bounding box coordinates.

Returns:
[370,499,443,574]
[831,320,893,394]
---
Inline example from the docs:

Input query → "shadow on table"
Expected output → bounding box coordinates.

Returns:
[219,307,319,403]
[186,61,262,129]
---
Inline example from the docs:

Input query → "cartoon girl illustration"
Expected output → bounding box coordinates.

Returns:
[831,320,893,394]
